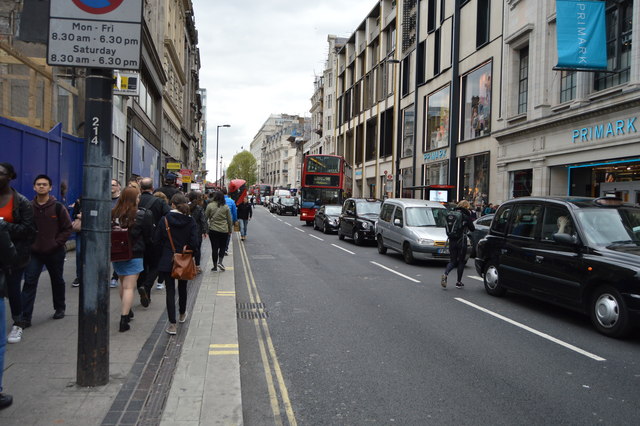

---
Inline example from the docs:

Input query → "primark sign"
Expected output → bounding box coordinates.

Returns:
[572,117,638,143]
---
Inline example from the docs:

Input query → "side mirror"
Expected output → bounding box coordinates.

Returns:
[553,233,578,246]
[393,218,403,227]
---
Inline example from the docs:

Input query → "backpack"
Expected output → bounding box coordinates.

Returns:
[445,210,465,240]
[111,222,133,262]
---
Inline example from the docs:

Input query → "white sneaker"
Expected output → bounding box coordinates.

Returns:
[156,282,165,290]
[110,279,118,288]
[7,325,23,344]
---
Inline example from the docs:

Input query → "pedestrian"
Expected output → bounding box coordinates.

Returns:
[237,198,252,241]
[157,172,180,202]
[441,199,475,289]
[152,191,170,289]
[110,179,122,288]
[188,191,208,274]
[483,203,494,216]
[221,187,237,256]
[111,186,154,332]
[71,197,82,288]
[205,191,232,272]
[0,223,18,409]
[0,163,37,344]
[154,193,198,335]
[136,177,170,306]
[20,174,73,328]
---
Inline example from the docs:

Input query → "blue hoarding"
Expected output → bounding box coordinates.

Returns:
[555,0,607,70]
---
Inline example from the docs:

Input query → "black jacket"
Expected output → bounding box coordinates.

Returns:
[139,192,170,224]
[237,203,253,220]
[451,207,475,245]
[0,227,18,298]
[154,211,198,273]
[190,204,208,235]
[0,188,37,268]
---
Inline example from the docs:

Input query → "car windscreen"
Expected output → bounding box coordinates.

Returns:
[576,207,640,247]
[280,198,295,205]
[356,201,381,215]
[324,205,342,215]
[405,207,448,227]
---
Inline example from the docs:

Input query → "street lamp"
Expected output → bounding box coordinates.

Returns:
[216,124,231,184]
[220,156,223,187]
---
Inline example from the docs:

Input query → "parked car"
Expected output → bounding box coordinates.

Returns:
[375,198,454,264]
[268,197,280,213]
[468,214,494,258]
[338,198,381,245]
[313,205,342,233]
[276,197,298,216]
[475,196,640,338]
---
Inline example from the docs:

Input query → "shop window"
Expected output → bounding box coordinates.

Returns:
[402,105,414,158]
[594,0,632,91]
[461,153,489,207]
[560,71,576,103]
[401,167,414,198]
[425,85,450,151]
[476,0,490,48]
[518,46,529,114]
[511,169,532,198]
[422,161,449,186]
[461,62,492,140]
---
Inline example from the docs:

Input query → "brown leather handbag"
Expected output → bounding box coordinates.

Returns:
[164,217,197,280]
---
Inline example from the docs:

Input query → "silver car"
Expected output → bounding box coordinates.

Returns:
[375,199,451,264]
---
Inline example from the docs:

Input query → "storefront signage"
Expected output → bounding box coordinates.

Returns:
[355,170,363,177]
[572,117,637,143]
[423,149,448,163]
[166,162,181,170]
[555,0,607,70]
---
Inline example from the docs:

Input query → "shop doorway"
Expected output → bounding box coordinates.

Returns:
[568,159,640,203]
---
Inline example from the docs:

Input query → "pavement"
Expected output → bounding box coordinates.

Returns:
[0,237,242,425]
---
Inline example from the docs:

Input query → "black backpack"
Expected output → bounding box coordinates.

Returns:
[445,210,465,240]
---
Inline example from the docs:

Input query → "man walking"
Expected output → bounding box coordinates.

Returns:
[137,177,169,306]
[20,174,73,327]
[221,188,237,255]
[441,200,475,289]
[157,173,180,202]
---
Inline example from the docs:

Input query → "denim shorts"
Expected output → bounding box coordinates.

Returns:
[112,258,144,276]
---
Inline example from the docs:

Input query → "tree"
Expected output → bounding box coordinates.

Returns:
[226,151,258,185]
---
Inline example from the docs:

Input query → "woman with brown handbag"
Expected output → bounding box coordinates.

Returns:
[154,193,198,335]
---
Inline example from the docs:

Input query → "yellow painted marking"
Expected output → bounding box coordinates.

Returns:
[209,350,240,355]
[210,344,238,348]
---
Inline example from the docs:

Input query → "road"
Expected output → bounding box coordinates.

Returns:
[234,205,640,425]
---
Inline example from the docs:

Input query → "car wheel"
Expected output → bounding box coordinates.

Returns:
[353,230,363,246]
[402,243,414,264]
[590,285,632,338]
[483,263,506,297]
[338,228,345,240]
[377,235,387,254]
[323,222,329,234]
[313,220,319,230]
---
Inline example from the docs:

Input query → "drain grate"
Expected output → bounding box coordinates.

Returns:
[237,302,269,319]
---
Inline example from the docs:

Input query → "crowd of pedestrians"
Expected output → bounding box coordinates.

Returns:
[0,165,245,410]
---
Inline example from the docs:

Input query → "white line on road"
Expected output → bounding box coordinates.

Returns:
[285,222,292,227]
[455,298,606,362]
[309,234,324,241]
[331,244,355,255]
[277,218,282,221]
[468,275,483,282]
[294,227,306,233]
[370,262,421,283]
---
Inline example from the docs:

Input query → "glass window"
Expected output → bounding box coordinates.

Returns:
[393,205,404,225]
[577,207,640,247]
[541,206,575,242]
[560,71,576,103]
[476,0,490,47]
[356,200,382,214]
[426,86,450,150]
[594,0,632,91]
[461,62,492,140]
[405,207,448,227]
[423,161,449,186]
[380,203,395,222]
[402,106,414,158]
[461,153,489,207]
[492,205,512,234]
[512,169,532,198]
[508,204,542,239]
[518,46,529,114]
[401,167,414,198]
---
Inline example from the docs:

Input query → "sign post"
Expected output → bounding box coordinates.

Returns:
[47,0,143,387]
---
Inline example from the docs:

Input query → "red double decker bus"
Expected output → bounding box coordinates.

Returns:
[299,154,352,225]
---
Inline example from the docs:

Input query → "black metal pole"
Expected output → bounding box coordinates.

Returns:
[77,68,113,387]
[215,125,220,185]
[448,0,462,200]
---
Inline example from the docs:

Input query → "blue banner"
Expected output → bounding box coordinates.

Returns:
[555,0,607,70]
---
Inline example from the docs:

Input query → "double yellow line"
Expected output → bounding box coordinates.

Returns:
[238,236,297,426]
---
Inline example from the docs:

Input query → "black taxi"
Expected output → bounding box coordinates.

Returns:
[475,196,640,338]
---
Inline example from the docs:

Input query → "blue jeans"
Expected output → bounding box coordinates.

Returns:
[0,297,6,392]
[21,246,67,322]
[239,219,249,237]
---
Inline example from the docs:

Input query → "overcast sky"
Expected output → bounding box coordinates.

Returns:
[192,0,377,182]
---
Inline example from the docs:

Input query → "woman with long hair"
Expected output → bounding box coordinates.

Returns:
[111,186,153,332]
[188,191,208,274]
[205,191,232,272]
[154,193,198,335]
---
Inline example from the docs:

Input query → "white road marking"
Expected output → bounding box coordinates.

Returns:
[309,234,324,241]
[331,244,355,255]
[455,298,606,362]
[468,275,483,282]
[285,222,292,227]
[370,261,421,283]
[295,227,305,233]
[277,218,282,222]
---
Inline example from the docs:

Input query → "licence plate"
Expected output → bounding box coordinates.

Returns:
[437,248,449,254]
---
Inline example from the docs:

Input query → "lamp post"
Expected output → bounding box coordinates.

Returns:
[220,156,224,187]
[216,124,231,184]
